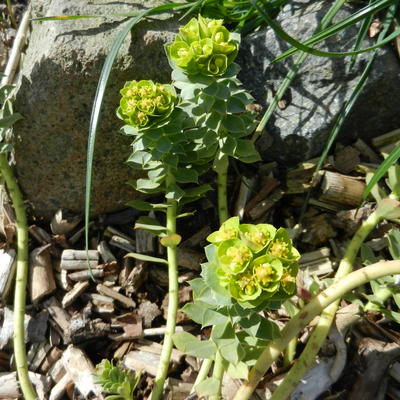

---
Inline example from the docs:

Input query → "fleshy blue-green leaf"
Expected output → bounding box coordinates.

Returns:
[125,252,168,264]
[172,332,217,359]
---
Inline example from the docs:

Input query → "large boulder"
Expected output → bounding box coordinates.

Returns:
[238,0,400,164]
[14,0,178,219]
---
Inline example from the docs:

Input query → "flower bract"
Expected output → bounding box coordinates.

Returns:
[166,15,239,76]
[117,80,177,129]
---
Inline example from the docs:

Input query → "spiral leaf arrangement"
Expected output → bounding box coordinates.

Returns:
[96,360,141,400]
[172,220,300,398]
[166,15,261,223]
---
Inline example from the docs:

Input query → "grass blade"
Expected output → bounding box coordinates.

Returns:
[252,0,347,142]
[362,143,400,202]
[349,0,374,69]
[252,0,400,61]
[300,2,398,218]
[84,3,188,271]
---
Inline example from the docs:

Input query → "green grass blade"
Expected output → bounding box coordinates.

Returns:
[362,143,400,202]
[84,3,186,271]
[34,2,190,21]
[258,0,394,61]
[252,0,400,61]
[300,2,398,218]
[252,0,347,142]
[349,0,374,69]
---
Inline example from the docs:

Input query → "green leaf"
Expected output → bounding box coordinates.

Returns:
[125,252,168,265]
[220,136,237,156]
[134,216,166,234]
[363,143,400,202]
[226,361,249,380]
[165,183,185,201]
[126,200,168,212]
[172,332,217,359]
[0,144,13,154]
[360,243,378,266]
[0,113,22,128]
[234,140,261,163]
[211,322,245,364]
[194,378,220,397]
[119,124,139,136]
[160,233,181,247]
[134,178,161,192]
[227,96,246,113]
[182,302,228,327]
[174,168,198,183]
[388,164,400,199]
[239,313,281,341]
[156,136,173,153]
[375,198,400,220]
[190,278,232,307]
[387,229,400,260]
[222,115,245,133]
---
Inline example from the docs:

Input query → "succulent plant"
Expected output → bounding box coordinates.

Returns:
[166,15,239,76]
[117,80,177,129]
[96,359,141,400]
[206,217,300,302]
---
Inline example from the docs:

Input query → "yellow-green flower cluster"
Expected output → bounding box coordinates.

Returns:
[207,217,300,303]
[166,15,238,76]
[117,80,177,129]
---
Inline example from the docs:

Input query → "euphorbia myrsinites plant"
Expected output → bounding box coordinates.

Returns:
[172,217,300,399]
[100,14,400,400]
[166,15,261,223]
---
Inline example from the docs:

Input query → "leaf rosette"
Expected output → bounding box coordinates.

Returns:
[117,80,177,129]
[166,15,239,76]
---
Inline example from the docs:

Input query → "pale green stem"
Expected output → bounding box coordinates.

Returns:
[282,336,297,368]
[0,154,37,400]
[269,210,381,400]
[235,210,381,400]
[214,152,229,225]
[191,358,213,394]
[150,170,178,400]
[210,351,224,400]
[233,260,400,400]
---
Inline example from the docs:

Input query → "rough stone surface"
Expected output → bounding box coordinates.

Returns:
[14,0,178,219]
[237,0,400,164]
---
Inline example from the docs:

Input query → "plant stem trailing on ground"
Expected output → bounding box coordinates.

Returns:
[232,259,400,400]
[0,154,37,400]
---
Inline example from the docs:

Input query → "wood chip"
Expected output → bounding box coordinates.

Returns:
[62,345,103,398]
[248,188,284,220]
[0,248,16,303]
[62,281,89,308]
[29,246,56,303]
[319,171,365,207]
[60,249,99,270]
[96,283,135,308]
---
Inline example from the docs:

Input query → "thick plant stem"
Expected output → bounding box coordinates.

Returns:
[269,210,382,400]
[150,172,179,400]
[0,154,37,400]
[214,152,229,225]
[235,210,381,400]
[191,358,213,393]
[233,259,400,400]
[210,351,224,400]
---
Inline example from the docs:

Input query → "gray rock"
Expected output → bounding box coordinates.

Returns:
[14,0,178,219]
[238,0,400,164]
